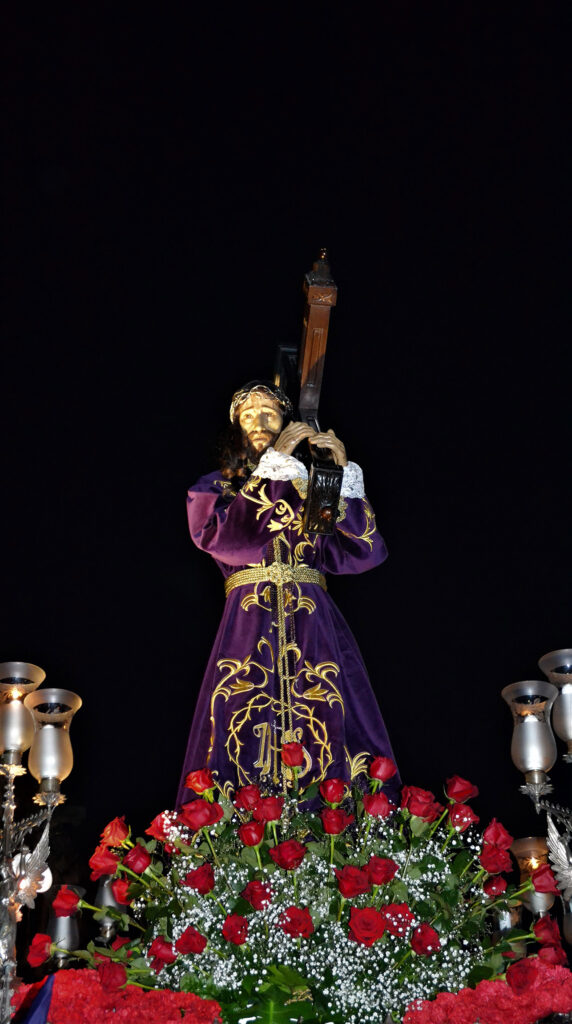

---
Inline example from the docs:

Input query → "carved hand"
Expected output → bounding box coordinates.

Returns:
[309,429,348,467]
[274,421,317,456]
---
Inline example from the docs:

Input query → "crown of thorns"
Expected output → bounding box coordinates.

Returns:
[229,381,293,424]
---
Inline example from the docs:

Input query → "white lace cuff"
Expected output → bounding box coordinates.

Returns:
[341,461,365,498]
[255,448,309,482]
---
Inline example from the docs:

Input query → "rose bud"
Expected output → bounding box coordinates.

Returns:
[52,885,80,918]
[534,914,562,946]
[269,839,307,870]
[380,902,415,937]
[111,878,132,905]
[506,957,540,995]
[281,742,304,767]
[445,775,479,803]
[334,865,371,899]
[123,844,151,874]
[319,778,345,806]
[479,844,513,874]
[89,844,120,881]
[348,906,385,946]
[279,906,314,938]
[253,796,284,823]
[175,925,207,955]
[483,875,507,897]
[531,863,560,894]
[222,913,248,945]
[363,793,392,818]
[241,880,272,910]
[368,856,399,886]
[234,784,261,811]
[148,936,177,972]
[27,933,53,968]
[320,808,354,835]
[237,820,265,847]
[538,944,568,965]
[185,769,214,794]
[97,961,127,993]
[369,757,397,782]
[411,923,441,956]
[182,863,215,894]
[448,803,480,833]
[482,818,514,850]
[100,816,130,847]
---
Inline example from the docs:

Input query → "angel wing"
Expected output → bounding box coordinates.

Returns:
[547,814,572,901]
[14,823,51,909]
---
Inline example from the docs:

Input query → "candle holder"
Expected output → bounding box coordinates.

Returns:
[538,649,572,763]
[511,836,555,915]
[502,680,558,809]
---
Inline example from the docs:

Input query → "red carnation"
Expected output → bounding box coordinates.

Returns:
[253,796,284,823]
[368,856,399,886]
[234,784,261,811]
[506,956,541,994]
[148,936,177,973]
[348,906,385,946]
[97,961,127,992]
[482,818,514,850]
[111,878,132,905]
[538,944,568,965]
[363,792,392,818]
[237,820,265,847]
[320,808,354,835]
[182,863,215,894]
[334,865,371,899]
[534,914,562,946]
[369,756,397,782]
[400,786,443,822]
[279,906,314,938]
[281,742,304,767]
[319,777,345,805]
[448,803,480,833]
[380,902,415,937]
[178,799,223,831]
[445,775,479,802]
[479,844,513,874]
[123,844,151,874]
[145,812,172,842]
[26,933,52,968]
[100,816,129,847]
[483,875,507,897]
[89,844,120,881]
[222,913,248,945]
[175,925,207,955]
[185,769,214,794]
[269,840,307,870]
[411,923,441,955]
[52,885,80,918]
[532,863,559,894]
[242,880,272,910]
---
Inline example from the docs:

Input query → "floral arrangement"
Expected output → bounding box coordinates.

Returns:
[26,750,566,1024]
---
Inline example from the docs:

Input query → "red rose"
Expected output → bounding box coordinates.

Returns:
[538,944,567,965]
[100,816,129,847]
[146,812,172,842]
[320,808,354,835]
[334,865,371,899]
[185,769,215,794]
[253,796,284,823]
[506,956,541,994]
[445,775,479,803]
[178,799,224,831]
[269,840,307,870]
[482,818,513,850]
[222,913,248,945]
[363,793,392,818]
[380,902,415,937]
[411,923,441,955]
[532,863,559,894]
[111,878,132,905]
[279,906,314,938]
[319,778,345,806]
[27,933,52,968]
[281,742,304,767]
[400,786,443,822]
[479,844,513,874]
[369,756,397,782]
[148,936,177,972]
[348,906,386,946]
[182,863,215,894]
[111,936,131,952]
[123,844,151,874]
[237,820,265,847]
[175,925,207,955]
[448,803,480,833]
[97,961,127,992]
[89,844,120,881]
[234,784,261,811]
[52,885,80,918]
[534,915,562,946]
[483,875,507,897]
[242,880,272,910]
[368,856,399,886]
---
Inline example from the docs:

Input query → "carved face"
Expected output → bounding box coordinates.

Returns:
[237,391,283,453]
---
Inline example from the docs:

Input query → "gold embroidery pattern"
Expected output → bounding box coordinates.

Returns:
[241,478,299,533]
[337,500,377,551]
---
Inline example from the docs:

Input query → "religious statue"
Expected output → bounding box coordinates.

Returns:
[176,380,399,806]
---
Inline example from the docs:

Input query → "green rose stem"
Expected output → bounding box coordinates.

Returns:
[330,835,335,866]
[255,844,263,870]
[292,871,299,904]
[394,948,413,972]
[428,807,449,837]
[271,822,279,847]
[201,827,222,868]
[337,896,346,922]
[440,827,456,853]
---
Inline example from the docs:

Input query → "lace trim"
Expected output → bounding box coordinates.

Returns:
[341,462,365,498]
[256,448,309,483]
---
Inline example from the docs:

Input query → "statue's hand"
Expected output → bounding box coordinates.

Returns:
[274,421,316,456]
[309,429,348,467]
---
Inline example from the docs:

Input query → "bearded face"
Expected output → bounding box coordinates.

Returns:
[237,392,283,455]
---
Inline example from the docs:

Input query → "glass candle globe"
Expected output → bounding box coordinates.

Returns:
[0,662,46,762]
[24,688,82,786]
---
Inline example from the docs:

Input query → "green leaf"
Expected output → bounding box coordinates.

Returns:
[391,879,410,902]
[240,846,258,868]
[301,781,319,802]
[410,816,430,837]
[451,849,474,875]
[266,963,311,990]
[467,964,497,987]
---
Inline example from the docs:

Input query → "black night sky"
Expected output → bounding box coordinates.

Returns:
[3,6,570,893]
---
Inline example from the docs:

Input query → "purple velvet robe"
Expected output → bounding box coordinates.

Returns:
[176,449,399,806]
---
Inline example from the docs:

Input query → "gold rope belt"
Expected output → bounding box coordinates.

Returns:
[224,562,327,598]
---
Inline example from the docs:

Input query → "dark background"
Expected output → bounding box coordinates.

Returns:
[2,5,570,895]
